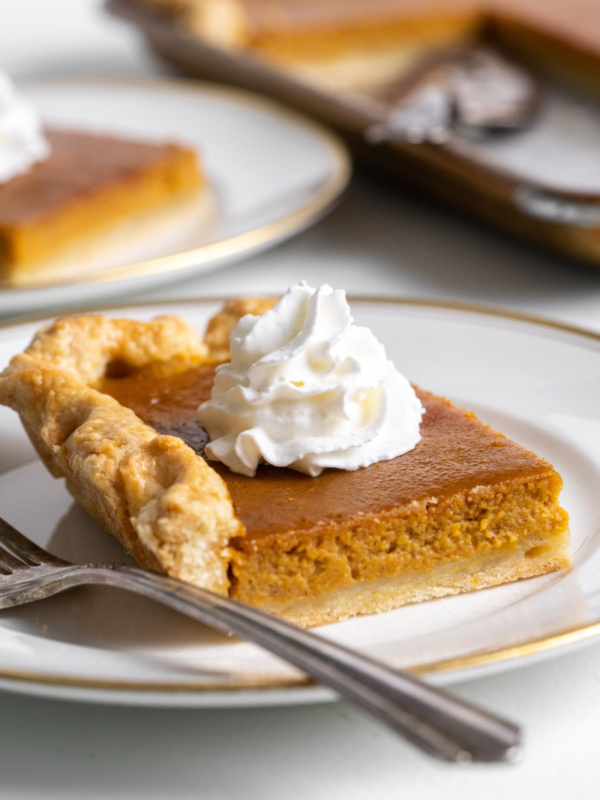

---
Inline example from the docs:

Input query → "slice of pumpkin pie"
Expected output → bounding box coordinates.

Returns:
[0,72,203,283]
[0,284,569,626]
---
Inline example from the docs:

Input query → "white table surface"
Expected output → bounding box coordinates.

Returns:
[2,2,600,797]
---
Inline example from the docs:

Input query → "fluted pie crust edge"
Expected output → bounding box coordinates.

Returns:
[0,303,270,595]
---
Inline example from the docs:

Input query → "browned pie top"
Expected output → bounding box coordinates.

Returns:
[0,129,191,226]
[223,0,600,53]
[219,0,479,33]
[98,361,555,546]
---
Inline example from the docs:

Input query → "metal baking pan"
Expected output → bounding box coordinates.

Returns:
[107,0,600,266]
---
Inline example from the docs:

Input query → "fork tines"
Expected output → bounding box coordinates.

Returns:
[0,516,65,572]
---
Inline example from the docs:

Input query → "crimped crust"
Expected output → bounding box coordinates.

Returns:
[0,312,250,594]
[20,313,210,380]
[203,296,276,361]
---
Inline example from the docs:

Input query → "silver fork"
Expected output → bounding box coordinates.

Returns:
[0,514,521,764]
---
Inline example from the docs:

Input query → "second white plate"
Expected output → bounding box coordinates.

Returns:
[0,78,350,318]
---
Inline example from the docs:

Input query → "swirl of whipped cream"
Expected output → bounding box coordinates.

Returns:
[0,71,50,184]
[198,282,424,477]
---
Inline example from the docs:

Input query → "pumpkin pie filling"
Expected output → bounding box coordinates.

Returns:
[96,355,570,623]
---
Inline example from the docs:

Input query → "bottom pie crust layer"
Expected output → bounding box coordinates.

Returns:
[0,305,570,626]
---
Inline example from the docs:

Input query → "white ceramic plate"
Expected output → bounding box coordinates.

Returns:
[0,297,599,707]
[0,78,350,319]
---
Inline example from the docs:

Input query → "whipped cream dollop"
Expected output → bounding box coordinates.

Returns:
[198,282,424,477]
[0,71,50,183]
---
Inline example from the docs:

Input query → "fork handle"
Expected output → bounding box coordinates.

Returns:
[26,563,522,763]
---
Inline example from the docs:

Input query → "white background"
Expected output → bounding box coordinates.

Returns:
[2,1,600,797]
